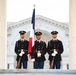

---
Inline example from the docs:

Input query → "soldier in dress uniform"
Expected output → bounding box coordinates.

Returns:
[31,32,46,69]
[14,31,29,69]
[48,31,64,69]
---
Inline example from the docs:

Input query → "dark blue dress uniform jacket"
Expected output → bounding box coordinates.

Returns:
[48,39,64,61]
[31,40,46,62]
[15,40,29,62]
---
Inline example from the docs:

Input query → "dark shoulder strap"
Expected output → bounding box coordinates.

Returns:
[24,39,28,43]
[48,40,51,46]
[34,40,37,47]
[16,40,20,47]
[41,41,45,50]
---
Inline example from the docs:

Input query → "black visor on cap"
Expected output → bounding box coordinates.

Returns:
[51,31,58,34]
[19,31,26,34]
[35,32,42,36]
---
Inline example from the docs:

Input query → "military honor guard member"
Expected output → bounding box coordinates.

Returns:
[48,31,64,69]
[14,31,29,69]
[31,32,46,69]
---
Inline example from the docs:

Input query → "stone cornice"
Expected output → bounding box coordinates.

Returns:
[7,15,68,31]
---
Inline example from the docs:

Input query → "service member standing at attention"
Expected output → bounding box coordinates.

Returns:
[15,31,29,69]
[48,31,64,69]
[31,32,46,69]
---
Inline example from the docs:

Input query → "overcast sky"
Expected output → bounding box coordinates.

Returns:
[7,0,69,22]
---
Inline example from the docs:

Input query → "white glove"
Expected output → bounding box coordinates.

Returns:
[31,58,35,62]
[19,50,25,56]
[51,53,56,56]
[21,51,25,54]
[51,50,58,57]
[19,52,23,56]
[54,50,58,54]
[37,52,41,57]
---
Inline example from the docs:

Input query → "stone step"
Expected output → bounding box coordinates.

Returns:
[0,69,76,75]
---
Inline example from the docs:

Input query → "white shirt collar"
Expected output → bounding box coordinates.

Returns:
[20,39,25,41]
[52,38,57,41]
[37,40,41,42]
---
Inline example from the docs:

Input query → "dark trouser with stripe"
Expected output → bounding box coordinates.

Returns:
[50,60,61,69]
[34,61,44,69]
[18,61,27,69]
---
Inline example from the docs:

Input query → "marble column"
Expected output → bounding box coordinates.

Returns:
[69,0,76,69]
[0,0,7,69]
